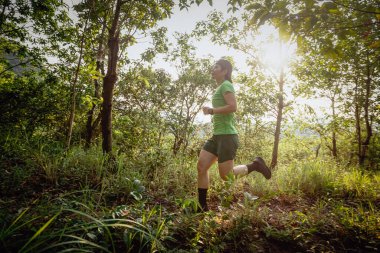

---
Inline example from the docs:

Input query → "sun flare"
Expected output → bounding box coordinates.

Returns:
[257,27,297,75]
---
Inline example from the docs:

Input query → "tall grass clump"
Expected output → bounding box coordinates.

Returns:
[1,201,168,253]
[32,144,62,184]
[1,133,60,188]
[275,160,339,196]
[337,168,379,200]
[61,145,108,183]
[244,174,274,197]
[147,154,199,199]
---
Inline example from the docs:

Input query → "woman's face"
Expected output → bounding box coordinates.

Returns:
[211,63,226,80]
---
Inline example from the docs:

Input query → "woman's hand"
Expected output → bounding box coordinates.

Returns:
[202,106,213,115]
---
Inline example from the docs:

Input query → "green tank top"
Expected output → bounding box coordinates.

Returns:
[211,80,238,135]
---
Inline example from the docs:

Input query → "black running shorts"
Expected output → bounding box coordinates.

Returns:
[202,134,239,163]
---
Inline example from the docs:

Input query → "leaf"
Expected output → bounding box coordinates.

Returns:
[19,211,61,252]
[273,1,288,12]
[328,8,339,14]
[250,8,267,26]
[258,12,273,26]
[297,35,304,49]
[305,0,315,9]
[369,41,380,49]
[137,76,150,88]
[87,232,97,241]
[321,1,337,12]
[279,22,291,41]
[245,3,262,11]
[243,192,259,201]
[10,207,30,228]
[323,47,339,59]
[130,191,142,201]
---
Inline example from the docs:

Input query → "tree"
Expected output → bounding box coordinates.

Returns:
[0,0,73,141]
[164,33,215,155]
[235,61,277,161]
[66,2,91,149]
[241,0,380,166]
[0,69,67,137]
[0,0,71,74]
[72,1,110,148]
[94,0,176,154]
[116,65,173,153]
[292,46,347,159]
[98,0,241,153]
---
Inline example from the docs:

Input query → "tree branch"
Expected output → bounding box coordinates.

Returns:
[325,21,380,31]
[0,59,34,77]
[0,2,10,32]
[1,25,32,36]
[330,0,380,15]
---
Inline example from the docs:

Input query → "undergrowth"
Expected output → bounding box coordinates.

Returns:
[1,143,379,252]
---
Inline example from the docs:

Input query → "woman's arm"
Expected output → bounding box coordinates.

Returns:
[203,92,237,115]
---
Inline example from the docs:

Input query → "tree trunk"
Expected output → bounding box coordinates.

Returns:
[85,21,106,149]
[315,144,321,158]
[85,61,102,148]
[359,57,373,165]
[66,16,89,149]
[354,78,362,164]
[331,95,338,158]
[270,68,284,169]
[172,135,184,155]
[101,0,122,154]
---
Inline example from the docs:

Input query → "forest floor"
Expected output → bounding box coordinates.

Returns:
[1,153,380,252]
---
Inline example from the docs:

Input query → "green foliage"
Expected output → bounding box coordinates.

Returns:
[1,142,379,252]
[1,204,167,252]
[213,173,235,208]
[335,201,378,243]
[244,159,379,202]
[273,160,337,196]
[60,146,108,183]
[176,198,199,214]
[368,134,380,170]
[339,168,378,199]
[0,70,68,137]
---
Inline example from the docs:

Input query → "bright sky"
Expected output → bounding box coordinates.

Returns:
[127,0,250,76]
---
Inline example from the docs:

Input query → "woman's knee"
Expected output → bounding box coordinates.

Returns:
[218,161,233,180]
[197,160,208,175]
[219,171,229,181]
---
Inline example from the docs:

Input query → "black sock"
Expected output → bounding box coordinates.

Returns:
[246,161,257,173]
[198,188,208,211]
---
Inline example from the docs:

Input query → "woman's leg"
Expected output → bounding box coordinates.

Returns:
[218,160,234,180]
[197,149,217,211]
[216,135,271,180]
[197,150,218,188]
[218,158,271,180]
[218,160,248,180]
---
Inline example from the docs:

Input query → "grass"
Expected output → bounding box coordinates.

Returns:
[1,143,379,252]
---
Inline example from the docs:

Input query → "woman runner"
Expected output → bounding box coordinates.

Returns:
[197,59,271,212]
